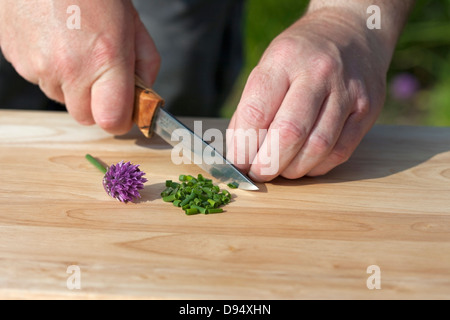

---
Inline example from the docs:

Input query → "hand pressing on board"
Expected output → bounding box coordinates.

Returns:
[0,0,160,135]
[227,0,415,182]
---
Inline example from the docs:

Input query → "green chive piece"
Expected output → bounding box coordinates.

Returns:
[227,182,239,189]
[206,208,223,214]
[85,154,107,174]
[191,205,207,214]
[173,200,181,207]
[207,199,216,208]
[185,208,199,215]
[163,194,176,202]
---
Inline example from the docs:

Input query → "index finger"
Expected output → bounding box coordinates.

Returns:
[226,63,289,173]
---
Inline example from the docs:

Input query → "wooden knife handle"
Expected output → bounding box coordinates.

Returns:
[133,76,165,138]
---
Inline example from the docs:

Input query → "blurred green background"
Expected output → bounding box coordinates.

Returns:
[221,0,450,127]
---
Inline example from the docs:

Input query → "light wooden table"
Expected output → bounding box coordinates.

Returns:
[0,109,449,300]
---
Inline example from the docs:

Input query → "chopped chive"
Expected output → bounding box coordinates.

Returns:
[227,182,239,189]
[206,208,223,214]
[160,173,233,215]
[185,208,199,215]
[173,200,181,207]
[162,194,176,202]
[191,205,207,214]
[207,199,216,208]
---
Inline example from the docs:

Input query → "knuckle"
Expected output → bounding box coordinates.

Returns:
[349,81,372,120]
[310,54,341,79]
[264,36,301,74]
[38,79,63,103]
[354,95,371,119]
[329,146,351,165]
[306,132,334,156]
[246,64,276,93]
[54,55,78,82]
[237,66,276,128]
[274,118,307,145]
[269,36,299,59]
[34,50,77,85]
[239,98,268,128]
[90,36,123,70]
[31,54,51,78]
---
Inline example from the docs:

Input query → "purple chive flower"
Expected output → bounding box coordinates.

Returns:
[102,161,147,203]
[390,73,420,100]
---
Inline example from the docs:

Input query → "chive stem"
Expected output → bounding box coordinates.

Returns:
[85,154,107,174]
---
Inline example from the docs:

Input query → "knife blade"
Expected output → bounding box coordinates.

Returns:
[133,79,259,191]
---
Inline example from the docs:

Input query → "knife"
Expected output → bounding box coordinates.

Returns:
[133,77,259,191]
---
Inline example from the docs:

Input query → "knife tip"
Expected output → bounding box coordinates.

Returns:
[239,184,260,191]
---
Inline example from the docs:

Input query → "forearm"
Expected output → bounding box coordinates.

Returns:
[305,0,415,64]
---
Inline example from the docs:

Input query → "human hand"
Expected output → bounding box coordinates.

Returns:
[0,0,160,134]
[227,6,398,182]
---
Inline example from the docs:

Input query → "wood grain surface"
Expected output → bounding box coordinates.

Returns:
[0,110,450,300]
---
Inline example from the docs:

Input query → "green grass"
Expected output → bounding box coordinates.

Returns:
[221,0,450,127]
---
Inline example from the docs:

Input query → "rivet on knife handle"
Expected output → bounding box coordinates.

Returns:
[133,77,164,138]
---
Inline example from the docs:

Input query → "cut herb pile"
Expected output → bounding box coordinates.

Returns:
[161,174,232,215]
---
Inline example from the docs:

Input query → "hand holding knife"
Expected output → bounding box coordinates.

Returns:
[133,76,259,191]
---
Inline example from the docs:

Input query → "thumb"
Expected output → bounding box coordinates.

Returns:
[91,65,134,135]
[90,9,159,135]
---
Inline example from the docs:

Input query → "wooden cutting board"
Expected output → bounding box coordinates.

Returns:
[0,110,450,299]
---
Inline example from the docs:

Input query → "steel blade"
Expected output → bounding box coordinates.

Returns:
[152,108,259,191]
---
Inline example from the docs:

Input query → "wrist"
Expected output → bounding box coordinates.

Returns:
[306,1,414,61]
[299,6,398,72]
